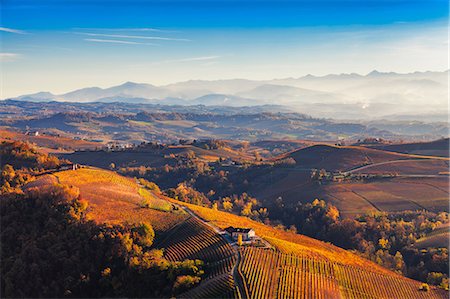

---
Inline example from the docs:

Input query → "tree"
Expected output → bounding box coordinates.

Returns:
[173,275,201,294]
[222,200,233,211]
[132,222,155,247]
[378,238,389,249]
[1,164,15,183]
[109,163,116,170]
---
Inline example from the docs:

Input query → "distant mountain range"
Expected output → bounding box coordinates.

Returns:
[8,70,448,120]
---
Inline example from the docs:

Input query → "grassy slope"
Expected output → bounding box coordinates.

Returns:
[29,168,187,235]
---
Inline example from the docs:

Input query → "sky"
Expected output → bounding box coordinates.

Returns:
[1,0,449,98]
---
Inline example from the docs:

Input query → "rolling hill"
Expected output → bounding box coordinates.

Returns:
[367,138,450,158]
[277,144,445,171]
[246,144,450,217]
[0,129,102,153]
[25,167,447,298]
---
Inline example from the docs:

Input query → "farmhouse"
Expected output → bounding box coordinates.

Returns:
[225,226,255,241]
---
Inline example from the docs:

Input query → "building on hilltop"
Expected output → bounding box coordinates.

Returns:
[225,226,255,241]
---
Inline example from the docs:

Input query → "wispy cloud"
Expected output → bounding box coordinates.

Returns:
[176,56,221,62]
[74,27,176,33]
[0,53,21,62]
[151,56,221,65]
[85,38,159,46]
[0,27,27,34]
[78,32,190,42]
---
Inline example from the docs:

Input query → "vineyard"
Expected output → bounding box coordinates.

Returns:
[168,200,395,273]
[24,168,448,298]
[157,217,239,298]
[239,247,447,299]
[179,273,237,299]
[49,168,187,233]
[138,187,173,212]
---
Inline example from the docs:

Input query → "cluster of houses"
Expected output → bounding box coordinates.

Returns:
[313,169,397,183]
[105,142,134,151]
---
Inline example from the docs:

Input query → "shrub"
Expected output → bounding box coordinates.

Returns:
[131,222,155,247]
[173,275,201,294]
[419,283,430,292]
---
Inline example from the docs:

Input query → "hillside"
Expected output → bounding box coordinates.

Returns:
[61,143,253,169]
[169,200,447,298]
[4,100,447,145]
[279,144,444,172]
[368,138,450,158]
[0,129,101,153]
[26,168,186,235]
[25,168,238,298]
[24,167,447,298]
[415,223,450,250]
[57,142,449,218]
[246,144,450,217]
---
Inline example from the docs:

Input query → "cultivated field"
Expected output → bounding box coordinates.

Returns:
[415,223,450,249]
[277,144,435,171]
[368,138,449,158]
[171,200,400,272]
[171,201,447,298]
[29,168,187,234]
[0,128,101,152]
[157,217,238,298]
[251,144,449,218]
[351,159,449,175]
[240,247,445,299]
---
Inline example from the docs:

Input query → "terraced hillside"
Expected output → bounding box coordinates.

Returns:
[240,247,445,299]
[24,168,448,298]
[173,201,447,298]
[157,217,239,298]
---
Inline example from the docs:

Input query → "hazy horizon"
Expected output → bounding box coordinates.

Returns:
[1,0,448,98]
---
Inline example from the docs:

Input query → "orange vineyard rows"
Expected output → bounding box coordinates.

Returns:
[239,247,446,299]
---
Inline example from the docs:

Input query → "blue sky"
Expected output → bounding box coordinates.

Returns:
[1,0,448,97]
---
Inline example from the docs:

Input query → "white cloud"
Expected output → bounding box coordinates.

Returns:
[177,56,221,62]
[0,53,21,62]
[0,27,27,34]
[151,56,221,65]
[78,32,190,42]
[74,27,175,33]
[84,38,158,46]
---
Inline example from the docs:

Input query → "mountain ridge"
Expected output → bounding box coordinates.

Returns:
[6,70,447,120]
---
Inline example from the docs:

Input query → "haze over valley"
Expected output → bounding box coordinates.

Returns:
[1,0,449,298]
[9,70,448,121]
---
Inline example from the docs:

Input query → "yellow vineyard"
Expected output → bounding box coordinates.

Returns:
[29,168,447,299]
[239,247,446,299]
[157,217,238,298]
[50,168,187,232]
